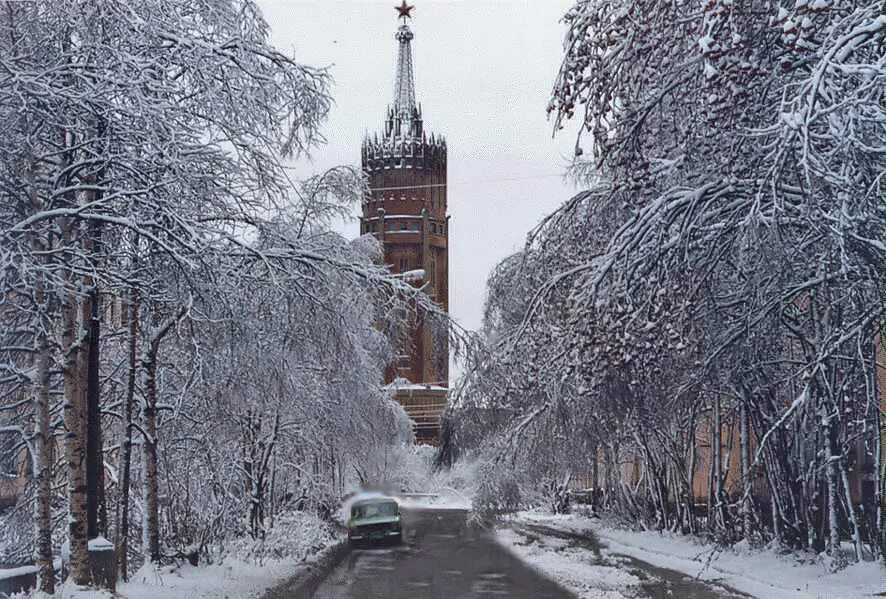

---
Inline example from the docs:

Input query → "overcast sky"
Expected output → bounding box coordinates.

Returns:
[257,0,579,335]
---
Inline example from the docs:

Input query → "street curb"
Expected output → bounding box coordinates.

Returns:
[263,538,351,599]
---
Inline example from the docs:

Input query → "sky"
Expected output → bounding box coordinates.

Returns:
[257,0,580,335]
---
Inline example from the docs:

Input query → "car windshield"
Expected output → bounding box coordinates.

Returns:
[352,501,398,520]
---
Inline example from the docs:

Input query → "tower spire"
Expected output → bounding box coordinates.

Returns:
[393,6,416,121]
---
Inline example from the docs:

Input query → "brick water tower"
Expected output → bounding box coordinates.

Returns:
[359,2,449,444]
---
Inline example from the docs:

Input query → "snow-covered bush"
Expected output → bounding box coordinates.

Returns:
[226,511,335,564]
[544,478,571,515]
[472,465,522,519]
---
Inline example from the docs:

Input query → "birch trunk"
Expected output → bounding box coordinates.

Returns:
[591,442,599,513]
[686,430,697,534]
[771,490,781,548]
[27,150,54,592]
[32,291,54,594]
[142,341,161,563]
[63,289,90,585]
[740,401,753,543]
[141,303,187,564]
[839,460,864,562]
[85,271,105,539]
[825,419,841,558]
[713,395,722,527]
[872,341,883,559]
[116,287,138,579]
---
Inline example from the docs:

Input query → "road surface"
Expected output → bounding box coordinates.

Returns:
[266,507,750,599]
[311,507,572,598]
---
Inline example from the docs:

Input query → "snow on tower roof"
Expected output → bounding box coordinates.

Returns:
[362,2,446,167]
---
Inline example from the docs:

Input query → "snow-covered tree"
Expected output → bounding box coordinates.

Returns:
[449,0,883,565]
[0,0,453,591]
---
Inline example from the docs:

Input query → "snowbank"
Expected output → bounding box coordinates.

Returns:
[513,511,884,599]
[93,533,342,599]
[495,527,641,599]
[11,552,336,599]
[0,564,38,579]
[14,512,340,599]
[114,555,317,599]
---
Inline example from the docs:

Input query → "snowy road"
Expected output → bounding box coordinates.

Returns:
[270,507,749,598]
[310,507,572,598]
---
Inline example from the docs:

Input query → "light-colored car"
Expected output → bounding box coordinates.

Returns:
[347,497,402,545]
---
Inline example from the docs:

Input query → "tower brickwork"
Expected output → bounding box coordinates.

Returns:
[360,6,449,443]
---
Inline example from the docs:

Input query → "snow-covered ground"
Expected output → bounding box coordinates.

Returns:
[25,537,343,599]
[113,545,340,599]
[505,511,884,599]
[496,527,647,599]
[7,511,342,599]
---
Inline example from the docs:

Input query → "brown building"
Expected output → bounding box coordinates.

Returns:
[359,5,449,444]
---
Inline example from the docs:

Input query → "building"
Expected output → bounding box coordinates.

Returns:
[360,3,449,444]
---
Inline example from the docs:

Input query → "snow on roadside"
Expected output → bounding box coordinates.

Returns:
[13,511,342,599]
[494,527,641,599]
[113,549,333,599]
[13,541,342,599]
[9,558,301,599]
[514,511,884,599]
[115,513,340,599]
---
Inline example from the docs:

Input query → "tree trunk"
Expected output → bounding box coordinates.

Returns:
[839,459,864,563]
[711,394,728,531]
[139,300,189,564]
[32,291,54,594]
[686,434,697,534]
[591,442,600,513]
[86,264,106,539]
[142,343,161,563]
[740,400,753,543]
[268,448,277,531]
[115,287,139,579]
[825,419,841,558]
[63,289,90,585]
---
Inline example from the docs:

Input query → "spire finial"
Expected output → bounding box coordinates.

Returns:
[395,1,414,20]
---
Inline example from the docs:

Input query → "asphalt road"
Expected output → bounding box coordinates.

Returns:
[311,507,573,598]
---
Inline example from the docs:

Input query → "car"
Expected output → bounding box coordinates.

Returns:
[347,497,403,546]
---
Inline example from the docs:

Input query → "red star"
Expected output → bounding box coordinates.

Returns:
[395,1,414,20]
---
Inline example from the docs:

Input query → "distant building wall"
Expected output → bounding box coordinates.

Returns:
[392,386,448,445]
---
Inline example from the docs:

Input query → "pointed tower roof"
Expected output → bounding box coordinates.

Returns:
[363,1,445,167]
[393,23,416,118]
